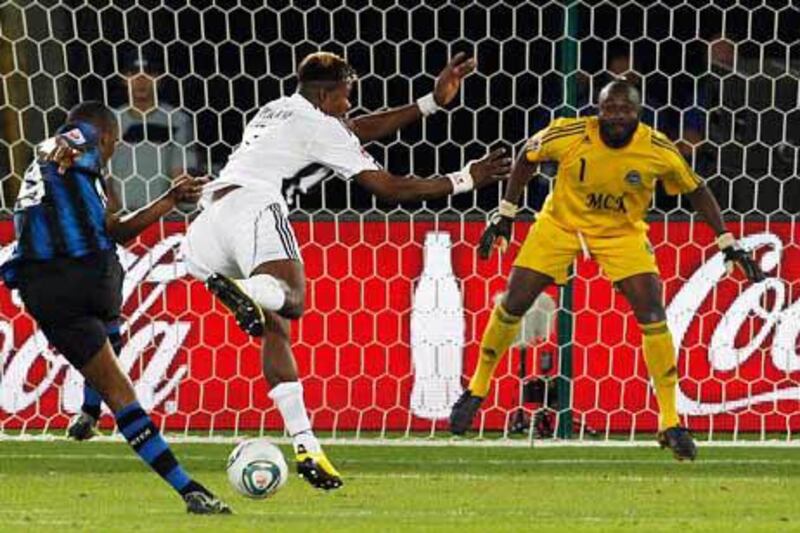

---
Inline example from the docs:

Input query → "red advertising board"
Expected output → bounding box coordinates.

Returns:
[1,220,798,434]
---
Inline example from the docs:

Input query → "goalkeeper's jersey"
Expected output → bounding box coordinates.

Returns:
[524,116,701,236]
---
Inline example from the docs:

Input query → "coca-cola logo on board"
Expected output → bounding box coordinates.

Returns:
[0,228,797,422]
[668,233,800,415]
[0,236,190,415]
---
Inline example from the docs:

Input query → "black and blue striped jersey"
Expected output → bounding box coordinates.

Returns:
[1,122,115,287]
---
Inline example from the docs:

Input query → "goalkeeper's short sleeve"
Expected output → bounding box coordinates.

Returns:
[651,131,702,195]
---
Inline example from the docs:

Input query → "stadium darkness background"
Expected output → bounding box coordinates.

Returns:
[1,0,798,217]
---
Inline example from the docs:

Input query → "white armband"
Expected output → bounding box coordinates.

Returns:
[446,161,475,195]
[416,93,441,117]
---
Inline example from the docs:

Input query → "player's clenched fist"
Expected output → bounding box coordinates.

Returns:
[478,200,517,259]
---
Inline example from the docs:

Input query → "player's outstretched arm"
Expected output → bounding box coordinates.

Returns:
[685,185,764,282]
[477,150,538,259]
[347,53,476,142]
[354,147,509,203]
[105,176,205,244]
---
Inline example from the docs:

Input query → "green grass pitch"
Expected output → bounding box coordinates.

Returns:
[1,440,799,532]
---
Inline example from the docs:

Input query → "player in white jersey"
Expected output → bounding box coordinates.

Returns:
[182,52,510,490]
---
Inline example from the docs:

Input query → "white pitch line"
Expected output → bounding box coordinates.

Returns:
[0,452,799,467]
[3,434,800,448]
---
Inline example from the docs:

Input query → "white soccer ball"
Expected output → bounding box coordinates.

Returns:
[226,438,288,499]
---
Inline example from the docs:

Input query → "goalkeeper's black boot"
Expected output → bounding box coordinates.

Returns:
[67,411,99,441]
[296,445,343,491]
[449,390,484,436]
[183,481,233,515]
[206,273,265,337]
[657,426,697,462]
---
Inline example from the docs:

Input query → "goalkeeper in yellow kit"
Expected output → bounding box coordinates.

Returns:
[449,80,764,460]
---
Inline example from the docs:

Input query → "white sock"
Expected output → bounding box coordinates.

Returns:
[238,274,286,312]
[268,381,321,454]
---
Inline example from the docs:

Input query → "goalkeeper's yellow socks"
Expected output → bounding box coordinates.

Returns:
[641,321,680,430]
[468,303,522,397]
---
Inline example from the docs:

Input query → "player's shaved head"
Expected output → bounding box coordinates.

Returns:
[297,52,357,118]
[599,80,641,109]
[597,79,641,148]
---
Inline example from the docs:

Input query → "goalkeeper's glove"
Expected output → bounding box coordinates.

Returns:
[478,200,517,259]
[716,232,765,282]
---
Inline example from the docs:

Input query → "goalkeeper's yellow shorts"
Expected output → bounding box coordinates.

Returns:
[513,214,659,285]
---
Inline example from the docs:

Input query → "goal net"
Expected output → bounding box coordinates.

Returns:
[1,1,798,442]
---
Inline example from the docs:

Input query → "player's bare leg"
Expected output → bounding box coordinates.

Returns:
[450,266,553,435]
[79,342,137,412]
[617,273,697,461]
[67,324,124,442]
[81,342,231,513]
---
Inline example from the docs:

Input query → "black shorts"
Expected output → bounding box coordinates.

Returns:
[16,250,123,369]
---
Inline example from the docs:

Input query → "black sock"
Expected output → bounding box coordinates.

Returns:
[114,401,193,496]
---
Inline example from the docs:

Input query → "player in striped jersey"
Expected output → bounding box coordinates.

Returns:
[1,102,230,514]
[451,80,764,461]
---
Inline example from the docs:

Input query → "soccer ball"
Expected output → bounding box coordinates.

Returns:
[226,438,288,499]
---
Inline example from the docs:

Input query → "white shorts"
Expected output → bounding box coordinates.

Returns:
[181,187,301,281]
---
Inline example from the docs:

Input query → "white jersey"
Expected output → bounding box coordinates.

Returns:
[204,93,380,207]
